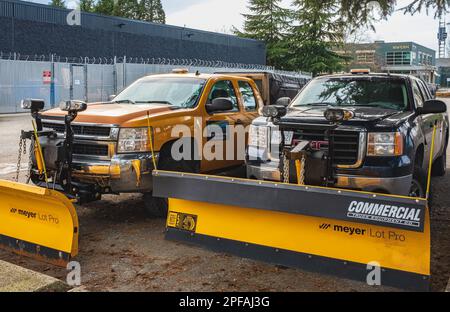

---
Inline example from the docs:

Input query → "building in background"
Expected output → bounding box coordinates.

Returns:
[0,0,266,65]
[436,58,450,87]
[335,41,437,83]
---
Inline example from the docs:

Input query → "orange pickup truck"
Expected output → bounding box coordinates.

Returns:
[36,70,263,215]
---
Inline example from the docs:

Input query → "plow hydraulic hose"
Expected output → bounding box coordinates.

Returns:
[32,119,48,186]
[147,111,158,171]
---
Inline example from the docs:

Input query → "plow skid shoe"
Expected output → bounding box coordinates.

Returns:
[153,171,431,291]
[0,180,78,267]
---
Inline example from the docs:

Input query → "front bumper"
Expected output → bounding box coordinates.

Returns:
[247,163,413,196]
[71,153,158,193]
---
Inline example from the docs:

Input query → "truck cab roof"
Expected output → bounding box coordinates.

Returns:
[316,72,413,80]
[140,72,256,82]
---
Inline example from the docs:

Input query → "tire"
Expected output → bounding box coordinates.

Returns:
[143,142,200,218]
[409,166,427,199]
[432,148,447,177]
[143,192,168,218]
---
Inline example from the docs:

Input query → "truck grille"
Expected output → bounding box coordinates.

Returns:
[73,144,109,156]
[292,129,360,166]
[42,122,111,137]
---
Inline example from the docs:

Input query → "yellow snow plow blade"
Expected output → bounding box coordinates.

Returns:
[0,180,78,267]
[153,171,431,291]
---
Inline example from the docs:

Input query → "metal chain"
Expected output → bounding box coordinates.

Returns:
[300,155,306,186]
[283,153,307,185]
[283,153,290,183]
[25,137,34,184]
[15,137,25,182]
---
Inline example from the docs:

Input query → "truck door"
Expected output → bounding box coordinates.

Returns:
[417,79,444,158]
[413,80,435,168]
[202,79,243,172]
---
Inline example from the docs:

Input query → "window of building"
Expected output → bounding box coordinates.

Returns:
[417,52,433,65]
[386,51,411,65]
[355,50,375,64]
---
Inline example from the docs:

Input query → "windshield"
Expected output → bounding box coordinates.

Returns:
[291,78,409,110]
[113,77,206,108]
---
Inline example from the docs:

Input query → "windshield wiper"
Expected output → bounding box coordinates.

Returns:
[302,102,334,106]
[113,99,136,104]
[135,101,173,105]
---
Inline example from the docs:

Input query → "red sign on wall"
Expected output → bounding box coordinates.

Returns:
[43,71,52,84]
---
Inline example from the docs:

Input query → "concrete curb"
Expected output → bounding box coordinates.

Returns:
[0,113,29,118]
[0,260,69,292]
[68,286,89,292]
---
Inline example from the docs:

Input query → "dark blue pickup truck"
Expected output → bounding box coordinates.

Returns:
[247,72,449,197]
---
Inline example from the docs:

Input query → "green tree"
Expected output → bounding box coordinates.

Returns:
[287,0,348,75]
[79,0,96,12]
[49,0,66,8]
[93,0,133,19]
[401,0,450,17]
[233,0,292,68]
[135,0,166,23]
[328,0,395,31]
[93,0,165,24]
[94,0,115,16]
[306,0,450,31]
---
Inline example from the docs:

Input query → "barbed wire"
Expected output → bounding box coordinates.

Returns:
[0,52,312,78]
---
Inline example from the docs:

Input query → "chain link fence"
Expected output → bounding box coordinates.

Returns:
[0,53,311,114]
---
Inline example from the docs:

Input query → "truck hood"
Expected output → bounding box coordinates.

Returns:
[281,106,409,127]
[41,102,174,124]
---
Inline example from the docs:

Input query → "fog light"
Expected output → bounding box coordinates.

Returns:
[324,108,354,122]
[59,100,87,113]
[21,99,45,112]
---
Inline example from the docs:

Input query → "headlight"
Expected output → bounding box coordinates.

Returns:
[367,132,403,156]
[118,128,149,153]
[248,125,269,148]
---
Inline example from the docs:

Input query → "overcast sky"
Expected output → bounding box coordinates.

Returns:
[27,0,443,52]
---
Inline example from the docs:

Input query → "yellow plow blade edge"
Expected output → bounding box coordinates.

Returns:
[0,180,78,267]
[154,171,431,291]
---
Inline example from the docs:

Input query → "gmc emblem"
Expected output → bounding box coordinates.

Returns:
[310,140,328,151]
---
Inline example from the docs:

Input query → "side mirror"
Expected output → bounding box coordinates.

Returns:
[275,97,291,106]
[21,99,45,112]
[206,98,233,113]
[108,95,116,102]
[417,100,447,115]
